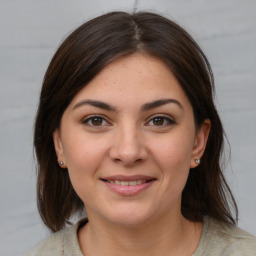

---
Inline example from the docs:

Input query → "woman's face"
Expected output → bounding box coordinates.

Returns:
[53,53,210,226]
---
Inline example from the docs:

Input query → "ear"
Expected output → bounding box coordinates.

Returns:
[52,129,67,168]
[190,119,211,168]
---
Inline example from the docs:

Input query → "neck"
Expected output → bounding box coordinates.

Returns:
[78,212,203,256]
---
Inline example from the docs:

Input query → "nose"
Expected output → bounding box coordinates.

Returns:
[109,123,148,166]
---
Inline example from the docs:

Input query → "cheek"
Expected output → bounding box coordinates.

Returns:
[152,133,194,172]
[61,132,109,186]
[61,135,109,204]
[152,136,193,202]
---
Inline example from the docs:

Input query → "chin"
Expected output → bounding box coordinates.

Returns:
[102,206,156,228]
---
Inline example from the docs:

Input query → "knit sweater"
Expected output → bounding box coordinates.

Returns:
[23,216,256,255]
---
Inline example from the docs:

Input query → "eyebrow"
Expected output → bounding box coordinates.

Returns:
[73,100,116,111]
[72,98,183,112]
[140,99,183,111]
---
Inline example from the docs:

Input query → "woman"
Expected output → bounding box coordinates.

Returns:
[24,11,256,255]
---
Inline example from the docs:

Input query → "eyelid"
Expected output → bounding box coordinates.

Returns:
[80,114,175,127]
[145,114,176,126]
[81,114,111,126]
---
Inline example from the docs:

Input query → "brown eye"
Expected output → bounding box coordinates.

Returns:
[82,116,109,127]
[146,115,175,127]
[91,117,103,126]
[152,117,164,126]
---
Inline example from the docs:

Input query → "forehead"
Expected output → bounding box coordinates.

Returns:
[68,53,191,110]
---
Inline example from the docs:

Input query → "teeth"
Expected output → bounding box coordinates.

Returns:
[128,181,137,186]
[107,180,147,186]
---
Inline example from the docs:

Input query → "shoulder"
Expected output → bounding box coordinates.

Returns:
[22,227,68,256]
[22,219,87,256]
[194,216,256,255]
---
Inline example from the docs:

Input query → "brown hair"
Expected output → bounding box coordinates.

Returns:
[34,11,238,232]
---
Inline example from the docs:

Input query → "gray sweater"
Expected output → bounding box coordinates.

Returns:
[23,216,256,255]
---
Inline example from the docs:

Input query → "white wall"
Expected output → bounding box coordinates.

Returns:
[0,1,255,255]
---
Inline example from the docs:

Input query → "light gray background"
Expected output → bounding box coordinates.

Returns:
[0,1,255,255]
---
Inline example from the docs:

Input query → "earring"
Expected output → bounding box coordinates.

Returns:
[59,161,64,165]
[195,159,200,164]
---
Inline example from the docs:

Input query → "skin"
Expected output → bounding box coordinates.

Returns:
[53,53,210,255]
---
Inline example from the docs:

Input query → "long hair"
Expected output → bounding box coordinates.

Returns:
[34,11,238,232]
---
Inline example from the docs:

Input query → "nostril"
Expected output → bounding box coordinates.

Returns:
[109,138,148,165]
[134,158,144,163]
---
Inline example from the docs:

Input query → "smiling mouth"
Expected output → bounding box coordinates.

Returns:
[100,176,156,196]
[101,175,156,186]
[104,180,148,186]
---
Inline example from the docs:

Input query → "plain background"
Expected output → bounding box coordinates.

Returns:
[0,1,255,255]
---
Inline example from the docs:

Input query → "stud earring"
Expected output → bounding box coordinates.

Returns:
[59,161,64,165]
[194,159,200,164]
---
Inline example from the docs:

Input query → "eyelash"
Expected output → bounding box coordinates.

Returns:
[82,114,175,128]
[146,115,176,127]
[81,115,110,127]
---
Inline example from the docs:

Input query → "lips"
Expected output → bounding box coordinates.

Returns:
[100,175,156,196]
[106,180,147,186]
